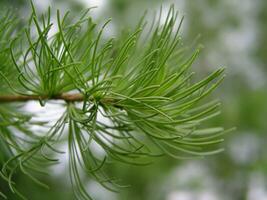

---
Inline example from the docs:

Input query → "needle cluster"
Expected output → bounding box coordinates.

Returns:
[0,2,228,199]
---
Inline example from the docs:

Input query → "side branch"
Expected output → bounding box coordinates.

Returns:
[0,93,87,103]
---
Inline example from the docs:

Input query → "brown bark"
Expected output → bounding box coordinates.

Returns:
[0,93,85,103]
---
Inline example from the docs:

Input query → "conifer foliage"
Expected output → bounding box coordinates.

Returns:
[0,2,227,199]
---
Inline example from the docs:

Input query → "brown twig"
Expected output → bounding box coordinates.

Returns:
[0,93,115,104]
[0,93,83,103]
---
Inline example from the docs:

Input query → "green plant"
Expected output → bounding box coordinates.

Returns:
[0,2,229,199]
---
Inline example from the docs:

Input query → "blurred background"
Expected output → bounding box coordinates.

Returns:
[0,0,266,199]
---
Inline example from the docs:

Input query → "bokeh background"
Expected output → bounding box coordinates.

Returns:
[0,0,266,199]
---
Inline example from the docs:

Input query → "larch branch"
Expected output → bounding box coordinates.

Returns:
[0,93,115,104]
